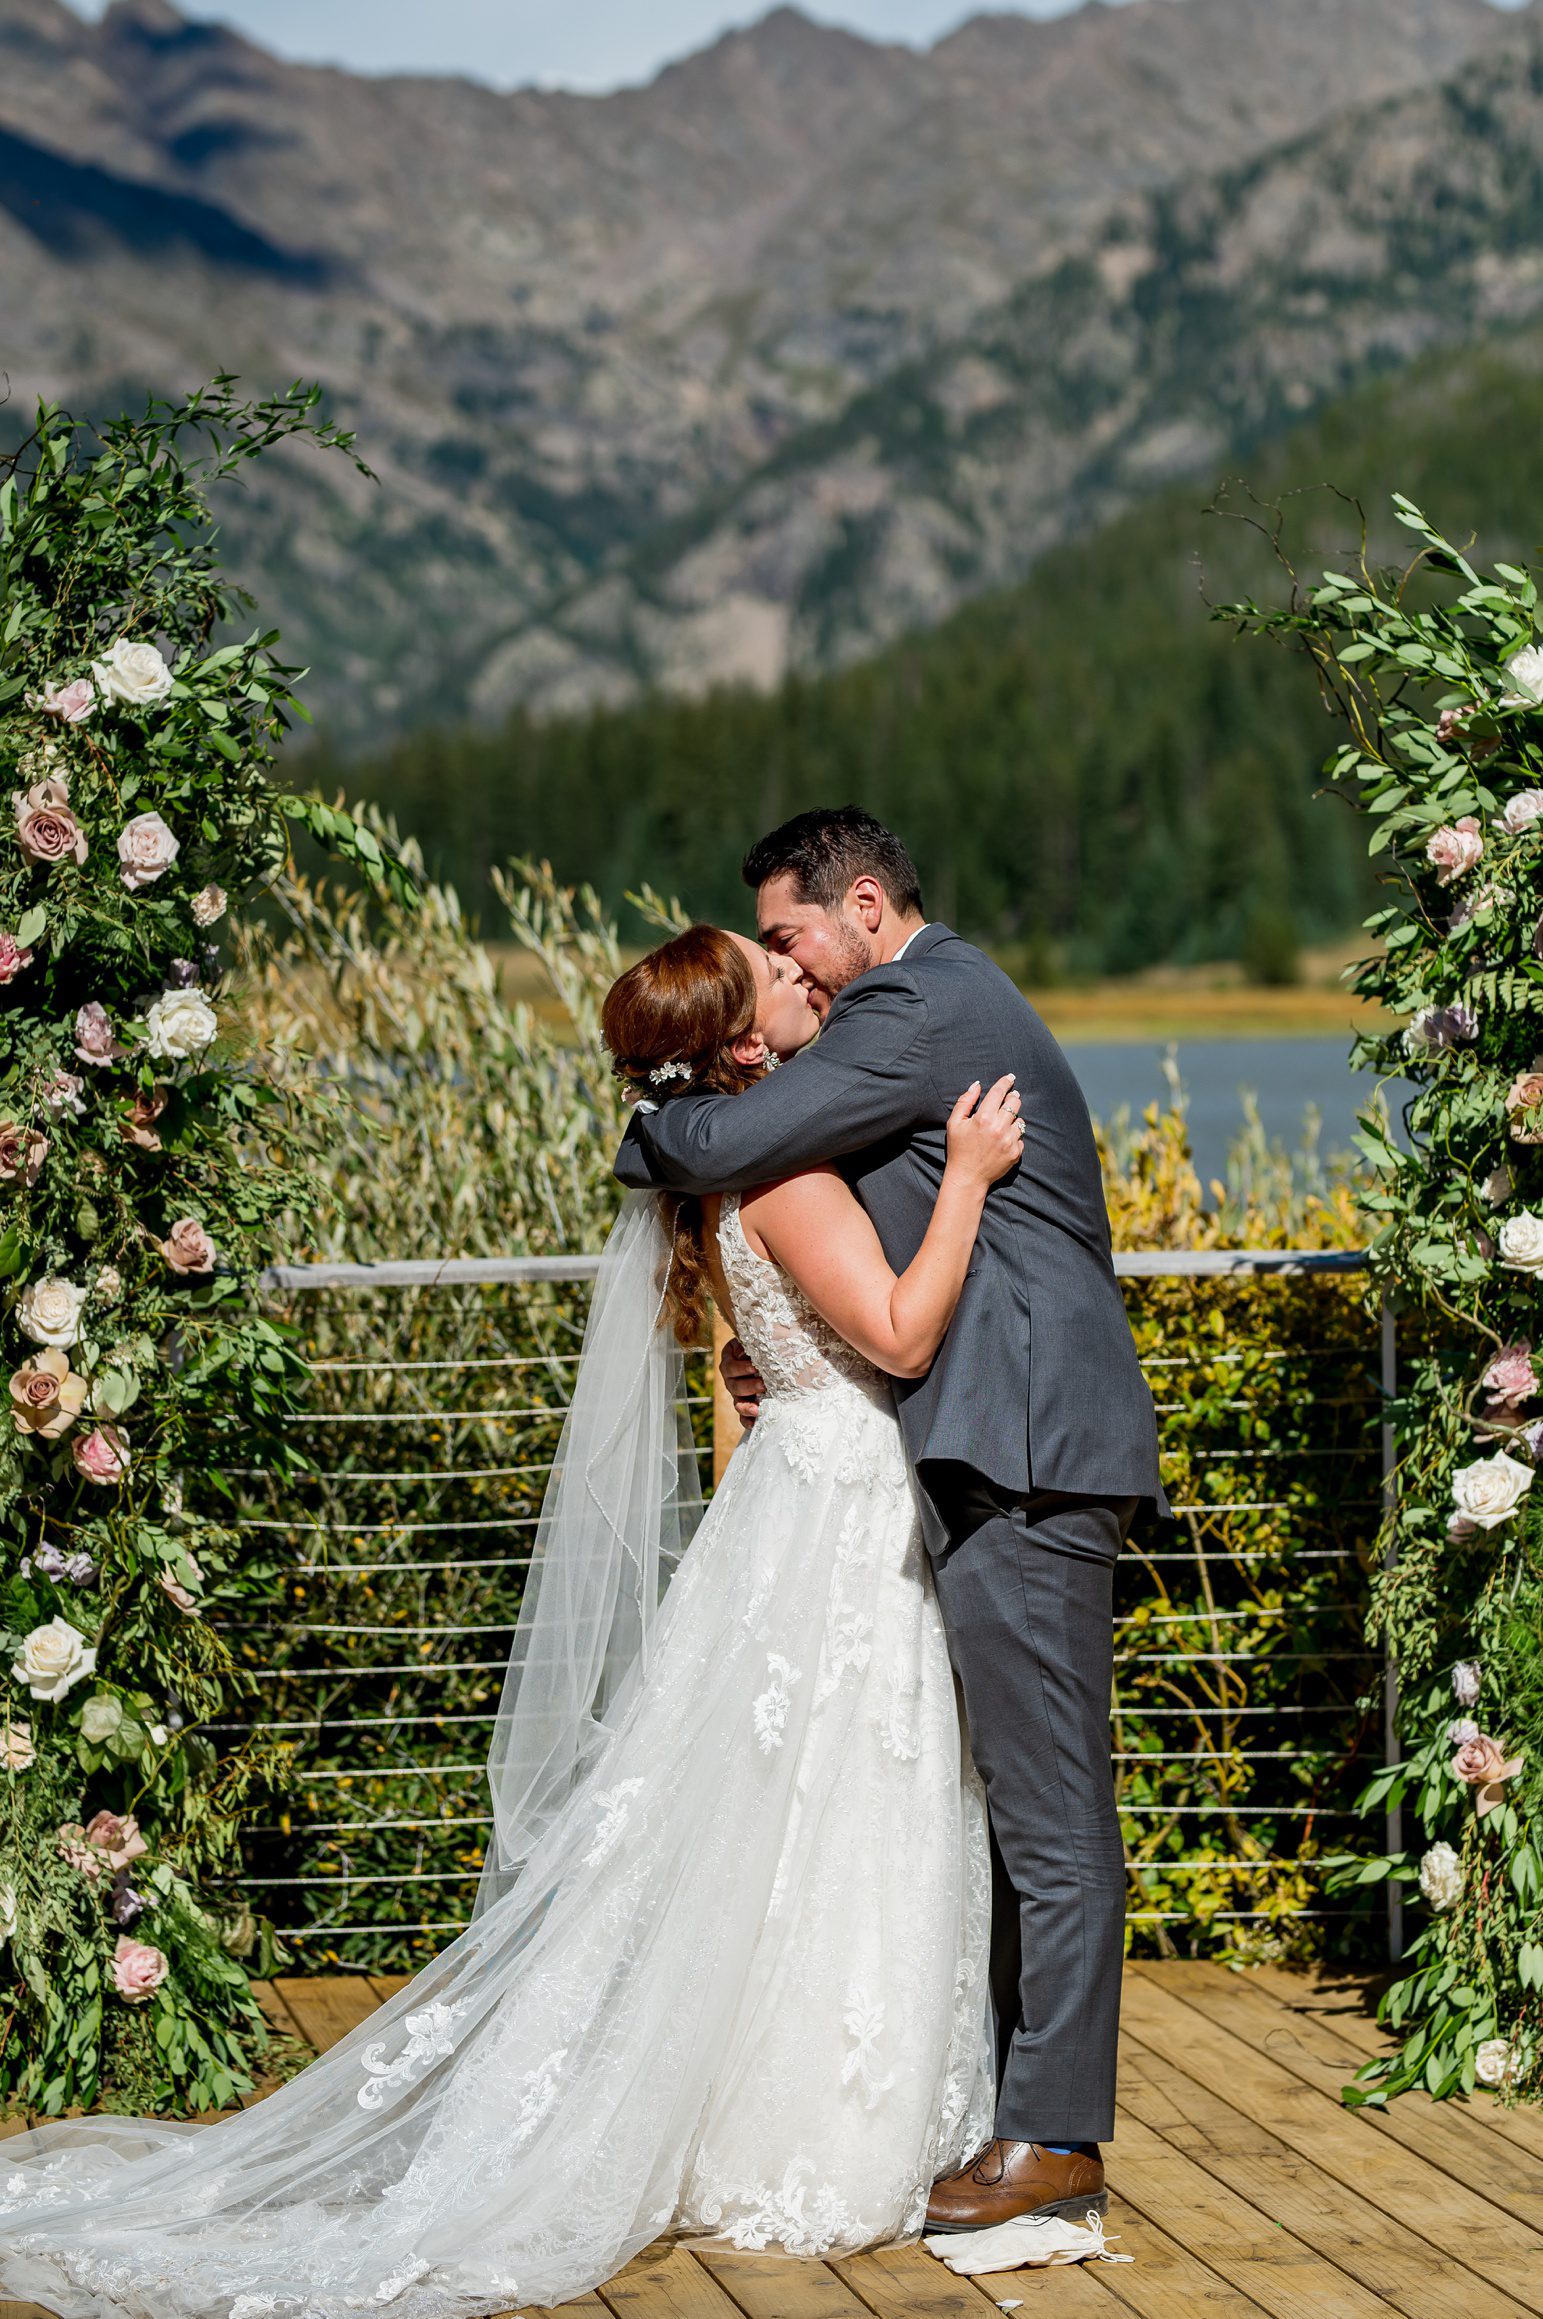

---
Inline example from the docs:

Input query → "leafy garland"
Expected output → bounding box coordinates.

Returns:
[1228,498,1543,2104]
[0,381,398,2115]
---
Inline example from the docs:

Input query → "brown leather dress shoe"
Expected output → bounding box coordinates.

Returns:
[924,2138,1107,2233]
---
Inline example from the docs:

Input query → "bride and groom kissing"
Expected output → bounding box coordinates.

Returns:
[0,807,1166,2319]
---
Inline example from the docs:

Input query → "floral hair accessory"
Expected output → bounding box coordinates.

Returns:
[648,1060,693,1086]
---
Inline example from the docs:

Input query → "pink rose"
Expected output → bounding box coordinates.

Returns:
[0,933,34,986]
[57,1821,103,1880]
[73,1424,130,1486]
[159,1553,203,1615]
[83,1809,148,1873]
[33,678,95,726]
[116,812,179,893]
[1428,817,1484,885]
[14,778,87,868]
[0,1123,48,1187]
[73,1003,123,1069]
[1506,1072,1543,1146]
[42,1069,84,1119]
[1436,708,1471,746]
[1484,1344,1539,1406]
[120,1086,168,1151]
[160,1217,215,1275]
[10,1349,88,1440]
[111,1935,168,2004]
[1452,1732,1524,1816]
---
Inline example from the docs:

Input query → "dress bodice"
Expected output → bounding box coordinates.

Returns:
[716,1193,889,1406]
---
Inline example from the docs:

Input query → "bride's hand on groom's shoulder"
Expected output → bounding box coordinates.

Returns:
[720,1335,765,1428]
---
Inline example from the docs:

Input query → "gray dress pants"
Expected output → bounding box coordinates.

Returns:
[928,1472,1136,2147]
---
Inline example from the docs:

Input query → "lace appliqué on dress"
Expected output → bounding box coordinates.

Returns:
[751,1654,801,1755]
[358,2000,467,2111]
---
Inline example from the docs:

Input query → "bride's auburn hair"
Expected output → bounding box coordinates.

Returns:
[601,924,766,1347]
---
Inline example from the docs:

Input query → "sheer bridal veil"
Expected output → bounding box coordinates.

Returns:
[476,1188,702,1908]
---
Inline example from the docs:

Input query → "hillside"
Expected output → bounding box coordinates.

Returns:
[321,324,1543,975]
[0,0,1518,736]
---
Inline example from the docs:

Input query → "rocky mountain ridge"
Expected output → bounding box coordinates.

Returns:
[0,0,1526,732]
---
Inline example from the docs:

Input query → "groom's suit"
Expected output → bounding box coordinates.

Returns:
[615,924,1165,2144]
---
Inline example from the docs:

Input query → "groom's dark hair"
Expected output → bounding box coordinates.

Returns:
[742,806,924,918]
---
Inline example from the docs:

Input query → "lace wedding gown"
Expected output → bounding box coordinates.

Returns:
[0,1195,993,2319]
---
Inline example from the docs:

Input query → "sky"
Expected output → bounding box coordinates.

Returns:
[69,1,1127,91]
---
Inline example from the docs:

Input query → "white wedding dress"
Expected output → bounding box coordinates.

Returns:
[0,1194,993,2319]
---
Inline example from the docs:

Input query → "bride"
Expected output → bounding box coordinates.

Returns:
[0,923,1025,2319]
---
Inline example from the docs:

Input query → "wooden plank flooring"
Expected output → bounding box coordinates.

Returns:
[5,1961,1542,2319]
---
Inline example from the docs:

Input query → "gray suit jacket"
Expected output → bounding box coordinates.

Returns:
[614,924,1167,1548]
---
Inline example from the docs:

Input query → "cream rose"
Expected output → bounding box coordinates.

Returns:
[10,1349,88,1441]
[1451,1450,1534,1530]
[91,637,173,709]
[2,1716,34,1771]
[12,1615,96,1701]
[1499,1212,1543,1274]
[145,988,217,1062]
[1503,789,1543,835]
[17,1275,87,1348]
[1476,2037,1515,2088]
[0,1886,14,1944]
[1418,1842,1463,1913]
[93,1264,122,1305]
[191,884,227,928]
[1503,644,1543,706]
[161,1217,215,1275]
[116,811,179,892]
[1454,1661,1483,1708]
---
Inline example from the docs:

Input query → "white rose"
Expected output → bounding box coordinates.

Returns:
[12,1615,96,1702]
[116,812,179,892]
[1451,1450,1534,1531]
[1503,645,1543,707]
[17,1275,88,1349]
[147,1723,168,1747]
[1499,1212,1543,1274]
[191,885,227,928]
[145,988,217,1062]
[1453,1660,1483,1708]
[90,637,173,709]
[1418,1842,1463,1913]
[1476,2037,1514,2088]
[1503,790,1543,835]
[94,1265,122,1306]
[0,1885,14,1944]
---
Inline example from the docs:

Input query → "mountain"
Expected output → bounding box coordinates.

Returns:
[322,322,1543,974]
[0,0,1521,735]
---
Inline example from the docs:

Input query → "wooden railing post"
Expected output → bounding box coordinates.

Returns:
[711,1303,740,1487]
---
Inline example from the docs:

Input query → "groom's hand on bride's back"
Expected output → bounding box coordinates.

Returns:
[721,1335,765,1428]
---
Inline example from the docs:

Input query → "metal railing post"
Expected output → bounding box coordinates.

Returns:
[1380,1291,1402,1964]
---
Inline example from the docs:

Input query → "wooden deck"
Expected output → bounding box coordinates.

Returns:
[7,1960,1543,2318]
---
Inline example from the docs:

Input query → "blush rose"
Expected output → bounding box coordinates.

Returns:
[110,1935,168,2003]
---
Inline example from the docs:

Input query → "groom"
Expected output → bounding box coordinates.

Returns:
[615,807,1165,2227]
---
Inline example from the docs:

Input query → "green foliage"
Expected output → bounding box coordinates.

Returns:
[1228,497,1543,2103]
[308,328,1543,975]
[0,381,383,2111]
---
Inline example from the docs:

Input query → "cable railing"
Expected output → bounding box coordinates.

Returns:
[219,1247,1390,1966]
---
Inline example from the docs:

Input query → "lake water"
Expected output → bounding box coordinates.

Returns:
[1062,1036,1401,1190]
